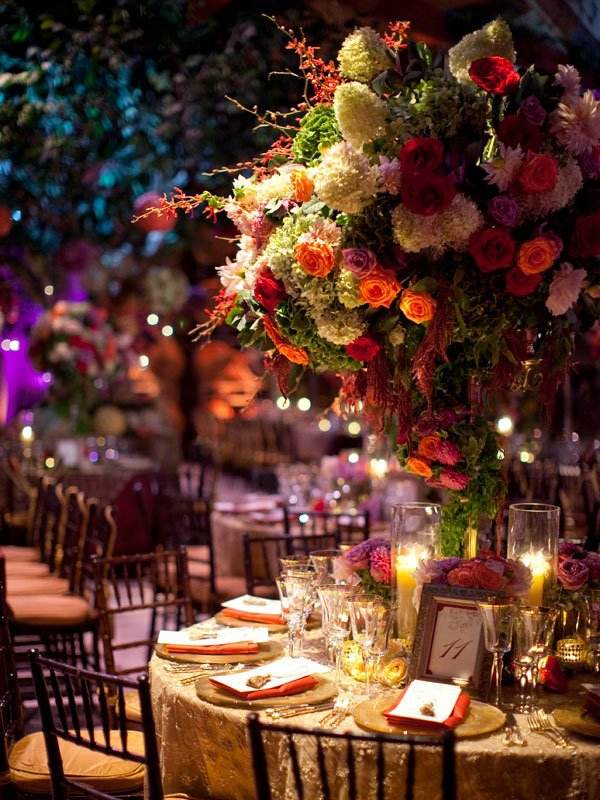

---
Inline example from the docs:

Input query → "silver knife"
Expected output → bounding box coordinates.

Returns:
[503,710,527,746]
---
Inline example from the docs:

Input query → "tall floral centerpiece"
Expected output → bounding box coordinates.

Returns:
[29,302,128,432]
[139,18,600,554]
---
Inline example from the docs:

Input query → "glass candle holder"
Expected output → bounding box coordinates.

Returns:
[391,502,441,655]
[507,503,559,606]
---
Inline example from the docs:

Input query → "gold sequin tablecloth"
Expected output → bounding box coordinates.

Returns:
[149,633,600,800]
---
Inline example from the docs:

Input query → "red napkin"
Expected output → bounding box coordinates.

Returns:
[165,641,260,655]
[584,690,600,719]
[221,608,286,626]
[209,675,318,700]
[383,690,470,730]
[539,656,568,693]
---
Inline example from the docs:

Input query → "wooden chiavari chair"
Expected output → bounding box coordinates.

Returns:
[283,507,370,545]
[93,549,194,724]
[247,713,457,800]
[243,531,338,597]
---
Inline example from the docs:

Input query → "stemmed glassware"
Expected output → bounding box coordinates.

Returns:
[477,602,516,708]
[512,607,554,712]
[348,595,393,698]
[309,549,343,585]
[317,583,355,689]
[276,568,317,658]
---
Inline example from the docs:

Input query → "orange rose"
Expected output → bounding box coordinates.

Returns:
[262,316,309,365]
[290,169,314,203]
[418,435,441,460]
[359,268,400,308]
[516,236,557,275]
[294,240,335,277]
[399,289,436,324]
[405,456,433,479]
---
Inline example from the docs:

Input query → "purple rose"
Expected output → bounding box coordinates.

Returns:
[584,552,600,584]
[342,248,378,278]
[488,195,520,227]
[559,540,584,557]
[558,557,589,592]
[519,95,547,126]
[344,537,388,568]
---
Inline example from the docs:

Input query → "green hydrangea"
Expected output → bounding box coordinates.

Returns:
[336,270,365,309]
[277,304,361,371]
[291,105,341,166]
[333,81,387,149]
[264,213,314,294]
[338,27,390,83]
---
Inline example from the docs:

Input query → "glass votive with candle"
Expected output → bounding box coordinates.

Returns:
[507,503,559,606]
[391,502,441,655]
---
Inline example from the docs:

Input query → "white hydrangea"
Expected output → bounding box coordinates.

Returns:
[391,194,483,255]
[518,158,583,219]
[333,82,387,149]
[314,309,366,345]
[338,27,390,83]
[313,141,378,214]
[336,270,366,309]
[448,18,515,85]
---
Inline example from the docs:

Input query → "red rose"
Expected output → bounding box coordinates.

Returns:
[469,57,520,95]
[469,228,515,272]
[505,268,542,296]
[497,114,543,152]
[447,564,477,588]
[539,655,568,693]
[253,268,286,313]
[570,211,600,258]
[401,174,456,216]
[473,562,508,591]
[517,152,558,194]
[345,335,381,362]
[399,138,444,175]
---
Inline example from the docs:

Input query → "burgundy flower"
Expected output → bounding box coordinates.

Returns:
[488,195,520,228]
[558,557,589,592]
[519,96,547,126]
[346,334,381,362]
[253,268,286,313]
[438,469,470,491]
[468,56,520,95]
[559,540,584,557]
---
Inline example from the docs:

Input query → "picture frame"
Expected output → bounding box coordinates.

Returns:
[408,584,502,699]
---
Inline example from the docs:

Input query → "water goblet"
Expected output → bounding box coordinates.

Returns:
[513,607,552,712]
[309,549,343,585]
[477,601,516,708]
[365,603,394,697]
[348,594,389,699]
[276,570,316,658]
[317,583,355,688]
[279,554,309,573]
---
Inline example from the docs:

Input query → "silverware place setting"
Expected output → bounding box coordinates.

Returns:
[502,710,527,747]
[526,709,576,753]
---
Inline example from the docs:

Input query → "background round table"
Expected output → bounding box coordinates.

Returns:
[149,630,600,800]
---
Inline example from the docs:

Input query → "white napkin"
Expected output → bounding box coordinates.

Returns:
[210,656,330,694]
[386,680,461,724]
[222,595,282,617]
[157,626,269,647]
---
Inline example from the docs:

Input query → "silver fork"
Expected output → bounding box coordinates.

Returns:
[527,710,575,752]
[265,701,335,720]
[318,695,351,728]
[536,709,576,753]
[527,711,562,748]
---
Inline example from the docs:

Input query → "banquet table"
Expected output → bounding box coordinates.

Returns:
[149,627,600,800]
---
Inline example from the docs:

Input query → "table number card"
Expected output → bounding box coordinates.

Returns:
[425,602,483,683]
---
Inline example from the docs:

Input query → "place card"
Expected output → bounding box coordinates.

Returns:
[157,626,269,648]
[222,595,282,617]
[385,680,462,725]
[210,656,329,696]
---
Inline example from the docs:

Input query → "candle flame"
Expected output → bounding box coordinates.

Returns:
[520,549,551,576]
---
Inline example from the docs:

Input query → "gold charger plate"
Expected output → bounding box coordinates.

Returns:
[195,674,336,709]
[553,706,600,739]
[353,695,505,739]
[215,611,320,633]
[155,639,284,665]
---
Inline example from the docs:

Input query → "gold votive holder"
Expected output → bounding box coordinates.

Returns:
[556,636,589,670]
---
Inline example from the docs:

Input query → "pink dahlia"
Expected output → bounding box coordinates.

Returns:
[438,469,470,490]
[369,545,392,584]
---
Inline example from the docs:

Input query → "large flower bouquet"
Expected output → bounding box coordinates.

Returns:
[29,301,127,428]
[141,18,600,554]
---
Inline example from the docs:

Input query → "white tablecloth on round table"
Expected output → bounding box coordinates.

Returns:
[150,628,600,800]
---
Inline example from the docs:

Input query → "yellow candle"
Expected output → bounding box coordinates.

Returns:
[520,549,550,606]
[395,548,423,648]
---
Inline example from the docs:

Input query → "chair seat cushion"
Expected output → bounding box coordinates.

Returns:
[187,544,210,561]
[9,730,145,794]
[5,561,50,578]
[1,546,39,562]
[124,690,142,724]
[8,594,94,627]
[7,575,70,596]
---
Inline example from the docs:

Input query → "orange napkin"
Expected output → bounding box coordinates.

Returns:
[221,608,286,626]
[209,675,318,700]
[165,641,260,655]
[384,690,470,730]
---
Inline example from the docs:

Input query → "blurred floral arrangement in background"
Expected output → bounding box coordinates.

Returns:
[146,16,600,553]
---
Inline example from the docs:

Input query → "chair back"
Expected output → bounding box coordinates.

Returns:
[29,650,163,800]
[79,503,117,596]
[243,531,337,596]
[93,549,194,677]
[158,494,216,595]
[283,507,370,545]
[0,555,23,775]
[39,479,64,570]
[56,487,92,591]
[247,713,456,800]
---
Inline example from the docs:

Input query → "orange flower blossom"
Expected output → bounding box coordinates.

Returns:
[359,268,400,308]
[399,289,437,323]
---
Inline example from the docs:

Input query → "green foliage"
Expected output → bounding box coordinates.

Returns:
[291,104,341,165]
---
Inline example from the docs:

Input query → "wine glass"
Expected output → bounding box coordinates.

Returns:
[584,590,600,673]
[309,549,343,585]
[317,583,355,688]
[477,602,515,708]
[513,607,553,712]
[348,595,390,698]
[279,554,309,573]
[276,570,316,658]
